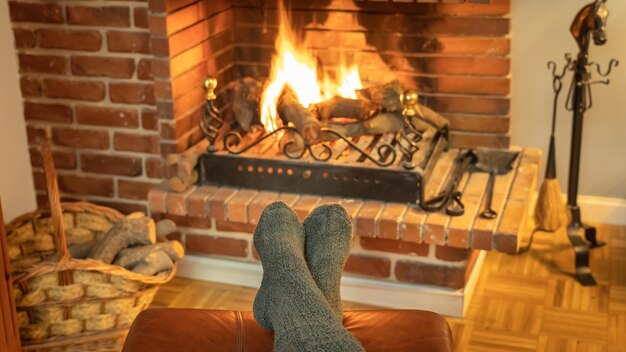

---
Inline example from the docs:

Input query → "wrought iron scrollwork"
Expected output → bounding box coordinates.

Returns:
[200,77,224,153]
[548,53,574,83]
[589,58,619,77]
[306,140,333,162]
[224,127,291,155]
[222,125,397,167]
[321,129,396,167]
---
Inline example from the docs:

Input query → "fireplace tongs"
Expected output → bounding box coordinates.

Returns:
[420,151,477,216]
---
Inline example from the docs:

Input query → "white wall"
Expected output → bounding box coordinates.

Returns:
[0,1,36,221]
[512,0,626,200]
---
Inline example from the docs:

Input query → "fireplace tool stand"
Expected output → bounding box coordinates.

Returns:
[559,0,619,286]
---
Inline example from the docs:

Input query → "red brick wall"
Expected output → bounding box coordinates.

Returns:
[148,0,234,156]
[10,0,159,213]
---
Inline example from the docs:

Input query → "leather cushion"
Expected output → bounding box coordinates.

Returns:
[123,309,453,352]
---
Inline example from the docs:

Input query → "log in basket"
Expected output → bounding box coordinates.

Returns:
[5,136,176,351]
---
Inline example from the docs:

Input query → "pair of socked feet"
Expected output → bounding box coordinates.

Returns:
[253,201,365,352]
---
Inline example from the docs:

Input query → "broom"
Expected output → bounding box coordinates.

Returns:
[534,66,569,232]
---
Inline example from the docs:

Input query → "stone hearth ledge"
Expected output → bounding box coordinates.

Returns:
[147,147,540,316]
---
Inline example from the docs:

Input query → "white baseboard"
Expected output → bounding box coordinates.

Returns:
[177,252,486,318]
[531,193,626,226]
[462,251,486,316]
[577,195,626,226]
[177,255,263,288]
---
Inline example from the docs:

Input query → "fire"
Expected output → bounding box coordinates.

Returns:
[335,66,362,100]
[259,3,363,132]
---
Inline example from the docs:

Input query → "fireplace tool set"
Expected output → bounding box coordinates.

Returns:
[420,148,519,219]
[526,0,619,286]
[562,0,617,286]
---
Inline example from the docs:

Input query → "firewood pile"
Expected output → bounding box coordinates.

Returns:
[6,203,184,350]
[232,77,449,145]
[4,135,185,350]
[8,210,183,277]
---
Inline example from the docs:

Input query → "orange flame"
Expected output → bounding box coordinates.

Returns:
[260,3,363,132]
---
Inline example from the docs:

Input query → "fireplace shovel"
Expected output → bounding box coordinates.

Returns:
[473,148,520,219]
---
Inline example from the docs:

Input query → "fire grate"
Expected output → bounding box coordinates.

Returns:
[198,78,448,203]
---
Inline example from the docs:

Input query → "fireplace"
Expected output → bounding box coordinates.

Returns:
[9,0,535,317]
[143,0,533,317]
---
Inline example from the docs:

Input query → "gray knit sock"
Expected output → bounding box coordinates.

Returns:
[253,201,364,352]
[303,204,352,322]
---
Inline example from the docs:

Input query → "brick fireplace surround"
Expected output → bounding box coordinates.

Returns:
[9,0,527,316]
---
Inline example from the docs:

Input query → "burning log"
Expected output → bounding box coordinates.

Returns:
[323,112,404,139]
[356,80,405,113]
[311,96,379,121]
[416,104,449,131]
[323,122,366,139]
[362,112,405,134]
[277,86,321,144]
[233,77,263,131]
[407,116,432,133]
[357,81,449,130]
[278,130,306,156]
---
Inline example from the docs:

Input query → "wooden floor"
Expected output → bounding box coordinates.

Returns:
[151,223,626,351]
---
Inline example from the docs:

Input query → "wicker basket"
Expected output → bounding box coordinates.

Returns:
[6,138,175,351]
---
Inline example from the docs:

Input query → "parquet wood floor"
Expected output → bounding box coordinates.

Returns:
[151,223,626,351]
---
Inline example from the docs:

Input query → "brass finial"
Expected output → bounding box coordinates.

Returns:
[401,90,421,117]
[204,77,217,101]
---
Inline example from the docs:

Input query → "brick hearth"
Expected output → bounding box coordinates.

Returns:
[148,147,539,290]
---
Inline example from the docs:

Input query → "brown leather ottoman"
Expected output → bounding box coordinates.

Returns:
[123,308,453,351]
